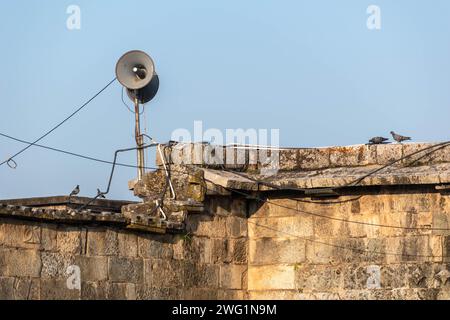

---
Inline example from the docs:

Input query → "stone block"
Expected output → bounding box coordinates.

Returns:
[405,263,434,288]
[211,238,231,264]
[118,232,138,257]
[297,148,330,170]
[181,288,219,300]
[184,262,219,288]
[254,199,299,218]
[226,216,247,238]
[295,264,343,291]
[81,281,107,300]
[0,277,14,300]
[145,259,184,288]
[136,286,181,300]
[279,150,299,171]
[74,256,108,282]
[180,237,212,264]
[106,283,136,300]
[108,257,143,283]
[342,264,370,290]
[230,238,247,264]
[305,240,335,264]
[40,279,80,300]
[248,265,295,290]
[219,264,246,289]
[401,143,444,166]
[0,248,41,277]
[400,236,431,263]
[247,290,314,300]
[249,238,305,265]
[380,264,408,289]
[375,144,403,165]
[41,251,75,279]
[87,228,118,256]
[329,145,368,167]
[13,278,40,300]
[138,235,173,259]
[56,227,81,254]
[248,215,313,239]
[217,289,245,300]
[186,214,227,238]
[0,221,41,249]
[41,224,57,251]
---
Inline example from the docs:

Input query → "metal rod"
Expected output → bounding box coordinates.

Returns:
[134,94,145,180]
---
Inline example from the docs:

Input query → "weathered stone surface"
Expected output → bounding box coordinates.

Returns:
[41,251,75,279]
[118,231,138,257]
[248,265,295,290]
[13,278,40,300]
[138,235,173,259]
[296,264,343,291]
[298,148,330,170]
[220,264,246,289]
[40,279,80,300]
[279,150,299,171]
[108,257,143,283]
[57,227,81,254]
[250,238,306,265]
[186,214,227,238]
[41,224,57,251]
[81,281,107,300]
[106,282,136,300]
[144,259,183,288]
[87,228,118,256]
[226,216,248,238]
[184,262,219,288]
[75,256,108,282]
[329,145,368,167]
[248,215,313,239]
[0,248,41,277]
[0,221,41,249]
[0,277,15,300]
[136,286,181,300]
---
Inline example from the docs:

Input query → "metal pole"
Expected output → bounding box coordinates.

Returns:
[134,94,145,180]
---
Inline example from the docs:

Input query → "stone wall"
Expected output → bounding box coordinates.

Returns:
[247,188,450,300]
[0,197,248,300]
[2,142,450,300]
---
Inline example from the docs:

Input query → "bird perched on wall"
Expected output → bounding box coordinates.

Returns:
[390,131,412,143]
[368,136,389,145]
[69,185,80,197]
[97,188,106,199]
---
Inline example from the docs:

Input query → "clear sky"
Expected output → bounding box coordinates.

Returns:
[1,0,450,201]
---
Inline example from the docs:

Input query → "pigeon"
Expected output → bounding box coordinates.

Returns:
[97,188,106,199]
[390,131,412,143]
[69,185,80,197]
[368,136,389,145]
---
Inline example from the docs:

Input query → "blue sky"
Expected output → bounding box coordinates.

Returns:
[1,0,450,200]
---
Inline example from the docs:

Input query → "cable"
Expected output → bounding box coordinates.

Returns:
[0,78,117,167]
[219,141,450,194]
[78,143,159,211]
[347,141,450,186]
[206,182,450,231]
[121,87,144,115]
[3,132,450,231]
[247,220,447,259]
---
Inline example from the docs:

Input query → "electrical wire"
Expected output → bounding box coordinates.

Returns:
[247,220,448,259]
[0,78,117,167]
[347,141,450,186]
[219,141,450,194]
[3,132,450,231]
[204,181,450,231]
[121,87,144,115]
